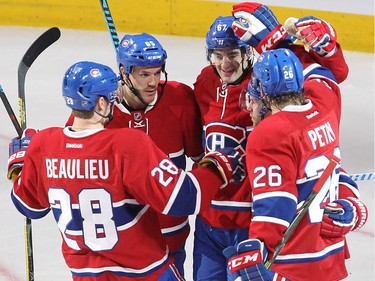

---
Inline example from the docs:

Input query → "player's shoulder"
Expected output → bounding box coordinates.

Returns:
[104,127,151,146]
[248,115,292,145]
[162,80,193,95]
[35,127,63,138]
[194,65,217,84]
[159,81,196,107]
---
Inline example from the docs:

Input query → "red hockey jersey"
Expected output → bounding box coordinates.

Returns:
[193,45,349,230]
[246,73,348,280]
[67,81,203,253]
[11,127,222,280]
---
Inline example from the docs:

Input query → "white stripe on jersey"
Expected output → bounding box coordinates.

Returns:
[275,240,345,262]
[70,248,169,275]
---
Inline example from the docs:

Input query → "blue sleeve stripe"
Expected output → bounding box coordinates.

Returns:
[253,191,297,203]
[210,200,252,212]
[253,192,297,223]
[161,218,190,237]
[11,189,50,219]
[274,240,345,264]
[303,63,337,82]
[164,172,200,216]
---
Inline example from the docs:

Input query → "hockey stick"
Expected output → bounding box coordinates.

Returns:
[17,27,61,281]
[98,0,120,52]
[18,27,61,129]
[0,85,23,136]
[264,155,341,269]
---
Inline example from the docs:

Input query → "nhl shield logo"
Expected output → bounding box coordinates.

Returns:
[134,112,142,121]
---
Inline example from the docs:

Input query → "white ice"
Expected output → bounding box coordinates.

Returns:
[0,26,373,280]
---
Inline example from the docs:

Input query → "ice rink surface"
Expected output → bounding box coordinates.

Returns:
[0,26,373,280]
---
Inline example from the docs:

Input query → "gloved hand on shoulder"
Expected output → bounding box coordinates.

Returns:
[199,147,245,187]
[223,238,272,281]
[231,2,295,54]
[321,197,368,237]
[7,128,38,182]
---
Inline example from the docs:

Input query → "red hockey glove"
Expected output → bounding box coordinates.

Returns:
[294,16,337,57]
[223,239,271,281]
[199,147,245,187]
[321,197,368,237]
[7,128,38,182]
[231,2,292,54]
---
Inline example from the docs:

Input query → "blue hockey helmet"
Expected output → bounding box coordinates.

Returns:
[206,16,248,50]
[253,48,304,98]
[117,33,167,74]
[62,61,118,111]
[247,75,261,100]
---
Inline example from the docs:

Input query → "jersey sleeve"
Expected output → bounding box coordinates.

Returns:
[308,43,349,84]
[177,83,204,161]
[246,125,298,253]
[123,132,223,216]
[11,133,51,219]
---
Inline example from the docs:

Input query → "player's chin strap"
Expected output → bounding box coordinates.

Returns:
[94,102,115,123]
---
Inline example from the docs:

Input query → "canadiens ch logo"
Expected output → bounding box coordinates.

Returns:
[205,122,247,156]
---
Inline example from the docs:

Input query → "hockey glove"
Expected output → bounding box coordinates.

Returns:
[231,2,293,54]
[223,239,271,281]
[199,147,245,187]
[321,197,368,237]
[294,16,337,57]
[7,128,38,182]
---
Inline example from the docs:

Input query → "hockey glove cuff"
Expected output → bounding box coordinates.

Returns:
[321,197,367,237]
[232,2,291,54]
[294,16,337,57]
[223,239,271,281]
[199,147,245,187]
[8,128,38,182]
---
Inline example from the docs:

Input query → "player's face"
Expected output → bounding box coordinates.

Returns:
[247,96,263,127]
[128,66,162,105]
[211,48,244,83]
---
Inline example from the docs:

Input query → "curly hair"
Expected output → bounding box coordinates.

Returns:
[263,90,305,111]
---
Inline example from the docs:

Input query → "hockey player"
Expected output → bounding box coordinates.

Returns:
[237,55,368,281]
[192,3,350,279]
[7,61,245,280]
[224,48,368,281]
[66,33,204,276]
[192,15,253,281]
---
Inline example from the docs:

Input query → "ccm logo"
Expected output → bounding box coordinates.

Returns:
[228,251,261,272]
[261,26,288,52]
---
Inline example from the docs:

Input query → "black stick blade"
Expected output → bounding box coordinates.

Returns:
[20,27,61,68]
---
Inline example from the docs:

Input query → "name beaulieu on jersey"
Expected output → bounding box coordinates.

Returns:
[45,142,109,179]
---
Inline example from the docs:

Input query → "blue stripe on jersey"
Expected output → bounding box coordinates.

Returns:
[161,218,190,237]
[50,201,147,232]
[11,189,50,219]
[253,192,297,223]
[210,200,252,212]
[71,250,169,278]
[274,241,345,264]
[169,149,187,169]
[297,179,316,203]
[166,174,198,216]
[303,64,336,82]
[339,171,359,195]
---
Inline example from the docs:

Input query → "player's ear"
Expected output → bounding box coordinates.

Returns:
[96,96,108,111]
